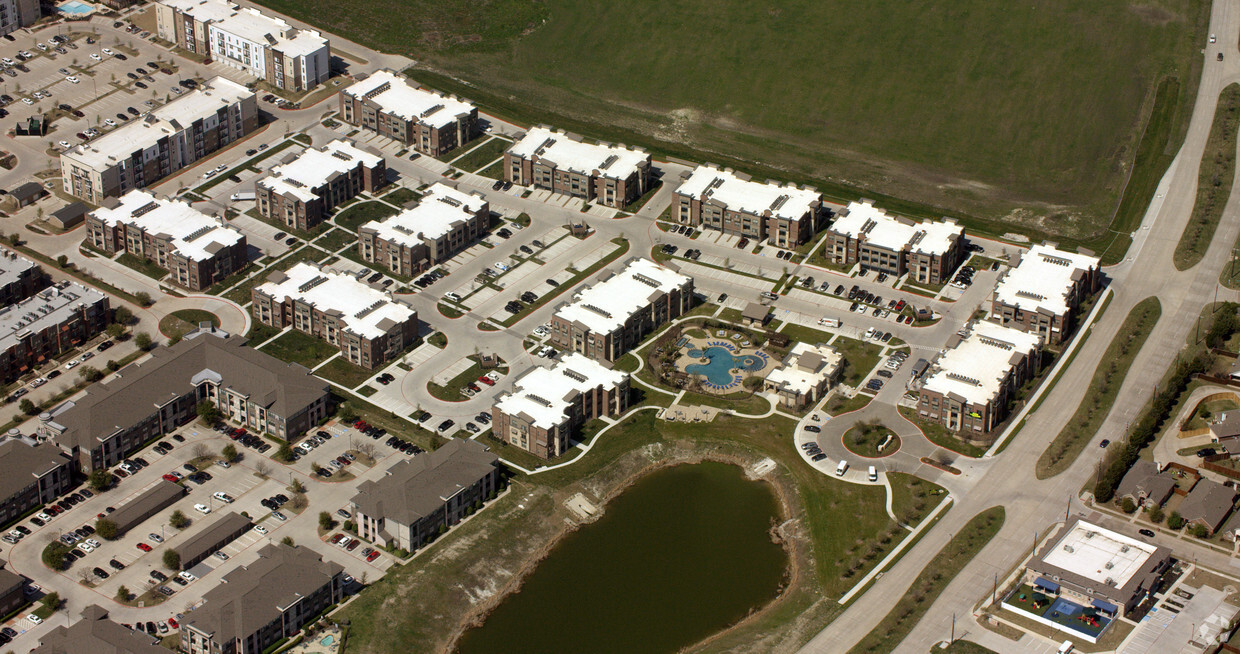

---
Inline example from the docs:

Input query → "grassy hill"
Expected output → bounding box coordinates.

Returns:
[258,0,1208,245]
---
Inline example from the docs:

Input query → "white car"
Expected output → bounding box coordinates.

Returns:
[80,352,94,361]
[18,51,32,59]
[58,140,70,148]
[214,164,226,172]
[7,530,22,540]
[271,511,287,521]
[76,542,93,552]
[193,503,211,514]
[26,614,41,625]
[493,262,509,272]
[0,57,12,65]
[254,525,267,535]
[21,98,32,105]
[30,377,47,388]
[149,533,163,543]
[65,360,78,370]
[35,512,51,522]
[213,492,234,504]
[201,169,216,179]
[90,53,101,61]
[337,536,352,549]
[217,460,230,468]
[485,371,501,382]
[178,571,196,582]
[85,538,101,548]
[101,48,114,56]
[104,118,117,127]
[36,43,47,51]
[66,76,79,84]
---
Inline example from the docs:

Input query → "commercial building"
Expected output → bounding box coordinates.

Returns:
[991,244,1102,344]
[104,480,187,536]
[172,512,252,570]
[674,165,827,247]
[0,438,73,527]
[1179,479,1237,535]
[1114,460,1176,509]
[0,0,38,38]
[549,258,694,363]
[351,439,499,552]
[357,182,488,276]
[338,70,477,156]
[86,190,248,291]
[505,126,651,208]
[823,200,965,285]
[0,246,49,307]
[1023,518,1171,617]
[32,605,165,654]
[252,263,418,369]
[61,77,258,204]
[764,342,843,409]
[492,353,630,459]
[256,139,386,231]
[156,0,329,91]
[182,544,343,654]
[0,281,110,384]
[41,331,330,472]
[917,320,1043,434]
[0,566,25,623]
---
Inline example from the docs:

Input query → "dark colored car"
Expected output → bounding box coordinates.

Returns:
[1138,528,1155,538]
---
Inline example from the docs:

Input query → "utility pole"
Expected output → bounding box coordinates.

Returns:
[950,612,955,643]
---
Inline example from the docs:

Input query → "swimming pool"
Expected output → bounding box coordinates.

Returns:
[684,346,766,386]
[320,634,336,646]
[57,0,94,15]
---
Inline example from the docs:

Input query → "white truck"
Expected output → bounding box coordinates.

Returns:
[229,191,256,202]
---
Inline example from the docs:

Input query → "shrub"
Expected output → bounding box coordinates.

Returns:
[221,444,238,462]
[1168,511,1186,530]
[42,543,69,570]
[1121,497,1136,514]
[1190,523,1210,539]
[88,469,114,492]
[95,519,118,540]
[1148,505,1165,523]
[169,510,189,529]
[162,549,180,570]
[134,332,152,350]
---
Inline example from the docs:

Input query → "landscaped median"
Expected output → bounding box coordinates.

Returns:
[1037,297,1161,479]
[498,236,630,327]
[1175,83,1240,270]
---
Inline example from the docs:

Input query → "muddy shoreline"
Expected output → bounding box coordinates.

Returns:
[442,447,806,654]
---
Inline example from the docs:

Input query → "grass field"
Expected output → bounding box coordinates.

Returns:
[252,0,1208,245]
[449,136,511,172]
[262,330,338,368]
[1176,83,1240,270]
[1038,297,1162,478]
[333,201,400,232]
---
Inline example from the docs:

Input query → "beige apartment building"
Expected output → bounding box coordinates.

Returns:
[256,139,386,231]
[505,126,652,208]
[824,200,965,285]
[338,70,477,156]
[990,243,1102,344]
[675,165,828,247]
[0,282,110,384]
[60,77,257,204]
[357,182,488,276]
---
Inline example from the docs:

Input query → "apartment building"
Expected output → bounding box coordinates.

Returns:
[0,0,37,39]
[0,246,49,307]
[824,200,965,285]
[338,70,477,156]
[60,77,257,203]
[358,182,488,276]
[990,243,1101,344]
[252,262,418,369]
[33,605,165,654]
[182,544,343,654]
[156,0,329,91]
[351,439,499,552]
[674,165,827,247]
[256,139,386,231]
[917,320,1043,434]
[0,438,73,526]
[493,353,630,459]
[506,126,652,208]
[86,190,247,291]
[40,331,330,472]
[0,281,110,384]
[549,258,693,363]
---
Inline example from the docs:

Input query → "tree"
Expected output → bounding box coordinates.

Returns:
[336,403,356,424]
[134,332,152,350]
[1148,505,1165,523]
[354,440,375,459]
[196,400,220,425]
[116,585,131,601]
[40,592,60,613]
[56,254,68,268]
[192,443,210,459]
[255,461,272,478]
[106,323,125,339]
[106,359,120,372]
[19,398,37,415]
[162,549,180,570]
[88,469,114,492]
[221,444,238,463]
[79,366,102,383]
[1168,511,1186,530]
[281,536,295,547]
[169,510,189,529]
[134,291,152,307]
[113,306,133,325]
[318,511,334,531]
[42,542,68,570]
[1120,497,1136,514]
[1191,523,1210,539]
[276,442,293,462]
[95,518,119,541]
[290,478,305,494]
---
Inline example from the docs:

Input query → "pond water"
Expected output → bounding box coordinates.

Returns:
[454,462,788,654]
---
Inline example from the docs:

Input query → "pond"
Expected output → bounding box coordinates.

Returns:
[454,462,788,654]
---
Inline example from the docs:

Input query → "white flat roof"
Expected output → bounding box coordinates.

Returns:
[214,7,327,58]
[1039,520,1159,590]
[162,0,236,23]
[555,259,690,335]
[831,200,961,256]
[992,244,1100,317]
[508,127,648,180]
[64,77,251,170]
[258,139,383,203]
[677,165,819,221]
[764,342,842,395]
[342,70,473,129]
[0,247,38,290]
[921,321,1041,406]
[255,262,414,340]
[91,190,243,262]
[493,353,627,430]
[362,183,485,246]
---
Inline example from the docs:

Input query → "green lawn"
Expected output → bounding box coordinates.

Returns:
[1175,83,1240,270]
[334,201,400,232]
[831,336,884,387]
[476,159,505,180]
[116,253,167,280]
[849,507,1005,654]
[1038,297,1162,478]
[449,136,511,172]
[427,358,507,402]
[159,309,220,340]
[172,309,219,327]
[316,357,374,389]
[262,330,338,368]
[381,187,421,207]
[313,228,358,253]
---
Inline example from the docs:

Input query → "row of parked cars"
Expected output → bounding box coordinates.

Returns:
[414,268,446,289]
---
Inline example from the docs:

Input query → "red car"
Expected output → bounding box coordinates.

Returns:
[477,376,495,386]
[136,543,152,552]
[346,540,360,551]
[895,300,906,311]
[329,533,344,544]
[161,474,178,482]
[366,551,380,562]
[168,618,178,629]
